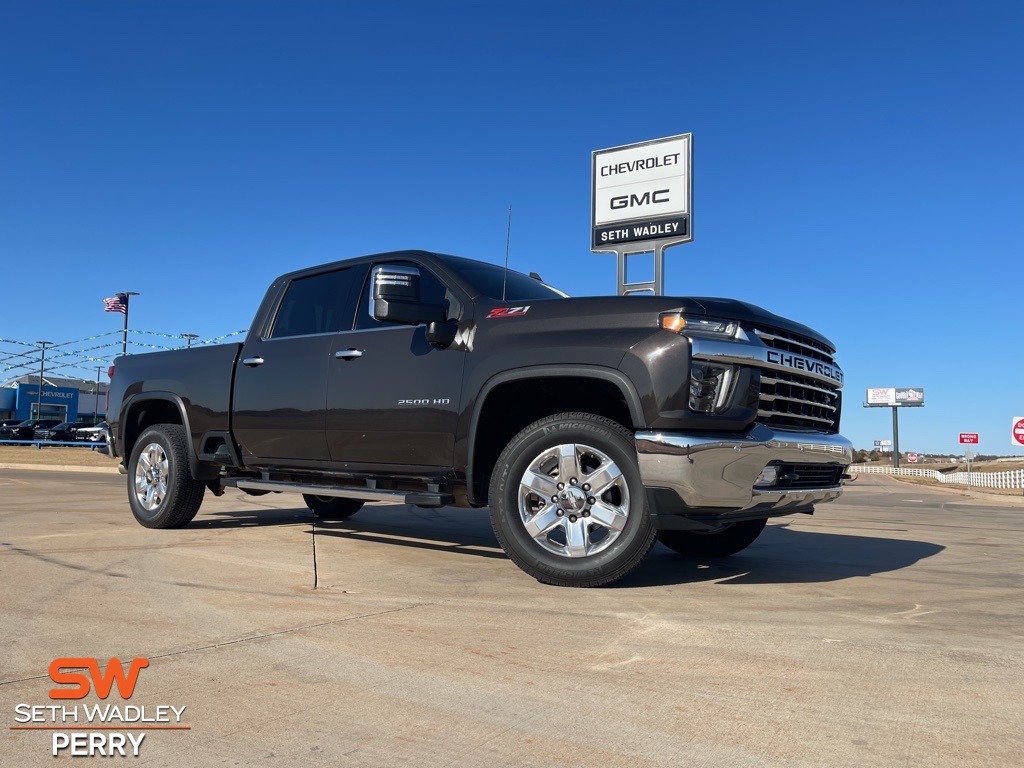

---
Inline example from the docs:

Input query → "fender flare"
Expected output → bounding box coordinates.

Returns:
[120,392,201,479]
[465,365,645,505]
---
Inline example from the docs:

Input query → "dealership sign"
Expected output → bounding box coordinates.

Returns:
[592,134,692,249]
[865,387,925,407]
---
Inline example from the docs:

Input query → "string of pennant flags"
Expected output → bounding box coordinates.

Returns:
[0,329,249,385]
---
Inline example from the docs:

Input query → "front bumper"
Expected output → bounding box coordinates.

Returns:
[635,424,852,516]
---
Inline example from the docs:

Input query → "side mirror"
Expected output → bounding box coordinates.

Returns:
[426,320,458,349]
[371,265,446,325]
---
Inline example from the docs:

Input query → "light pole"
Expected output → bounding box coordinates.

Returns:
[118,291,140,356]
[35,341,52,420]
[95,365,104,423]
[181,333,199,349]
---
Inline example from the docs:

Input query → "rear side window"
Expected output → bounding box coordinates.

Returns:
[269,268,360,339]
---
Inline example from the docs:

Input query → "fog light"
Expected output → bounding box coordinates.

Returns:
[688,362,735,413]
[754,466,779,487]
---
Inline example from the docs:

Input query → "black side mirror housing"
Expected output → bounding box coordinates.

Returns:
[371,265,446,325]
[426,320,458,349]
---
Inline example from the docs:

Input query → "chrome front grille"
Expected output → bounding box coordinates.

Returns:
[754,327,841,432]
[754,326,834,363]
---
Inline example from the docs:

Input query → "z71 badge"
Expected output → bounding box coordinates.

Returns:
[487,306,531,318]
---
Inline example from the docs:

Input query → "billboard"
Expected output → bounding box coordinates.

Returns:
[865,387,925,407]
[592,134,692,250]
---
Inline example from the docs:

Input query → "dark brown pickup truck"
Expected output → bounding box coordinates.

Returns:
[104,250,852,587]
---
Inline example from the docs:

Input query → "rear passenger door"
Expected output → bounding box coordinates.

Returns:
[232,266,362,466]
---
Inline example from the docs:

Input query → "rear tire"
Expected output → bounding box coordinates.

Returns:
[658,518,768,558]
[488,412,656,587]
[303,494,364,519]
[127,424,205,529]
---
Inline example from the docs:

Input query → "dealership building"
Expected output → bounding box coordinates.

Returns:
[0,375,108,424]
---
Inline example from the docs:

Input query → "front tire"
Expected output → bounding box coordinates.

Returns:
[488,412,656,587]
[303,494,364,519]
[658,518,768,558]
[127,424,205,529]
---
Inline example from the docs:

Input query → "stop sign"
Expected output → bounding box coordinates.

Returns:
[907,453,918,463]
[1014,417,1024,447]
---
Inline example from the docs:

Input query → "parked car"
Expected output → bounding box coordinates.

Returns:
[35,422,91,442]
[0,418,23,429]
[0,419,62,440]
[76,421,108,442]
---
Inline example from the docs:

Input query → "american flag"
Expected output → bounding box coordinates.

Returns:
[104,295,127,314]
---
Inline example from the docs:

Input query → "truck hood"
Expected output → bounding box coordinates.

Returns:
[486,295,836,352]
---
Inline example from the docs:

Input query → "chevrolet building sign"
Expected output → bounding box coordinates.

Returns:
[592,133,692,249]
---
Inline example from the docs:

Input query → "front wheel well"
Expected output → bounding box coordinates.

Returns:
[471,377,635,505]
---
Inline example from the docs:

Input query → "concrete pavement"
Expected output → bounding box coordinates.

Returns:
[2,471,1022,766]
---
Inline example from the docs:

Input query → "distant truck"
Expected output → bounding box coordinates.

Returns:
[104,250,852,587]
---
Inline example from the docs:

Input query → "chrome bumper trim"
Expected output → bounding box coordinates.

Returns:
[101,425,117,459]
[635,424,852,513]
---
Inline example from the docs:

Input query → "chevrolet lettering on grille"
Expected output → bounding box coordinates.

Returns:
[765,350,844,385]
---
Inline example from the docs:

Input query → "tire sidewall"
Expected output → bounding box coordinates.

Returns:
[127,425,194,528]
[658,518,768,557]
[303,494,363,519]
[491,415,653,582]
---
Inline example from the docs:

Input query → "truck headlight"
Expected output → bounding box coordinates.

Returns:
[660,313,739,338]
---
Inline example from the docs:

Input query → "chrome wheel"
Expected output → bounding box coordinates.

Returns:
[127,424,205,529]
[134,441,169,512]
[517,442,629,558]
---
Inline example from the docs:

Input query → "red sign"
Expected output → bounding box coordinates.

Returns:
[1014,417,1024,447]
[907,453,918,463]
[959,433,979,444]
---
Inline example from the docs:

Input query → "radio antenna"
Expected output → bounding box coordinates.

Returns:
[502,204,512,301]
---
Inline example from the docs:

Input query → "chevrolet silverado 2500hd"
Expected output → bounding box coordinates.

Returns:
[104,250,852,587]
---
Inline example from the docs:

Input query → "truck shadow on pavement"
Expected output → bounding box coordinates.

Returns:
[199,505,945,587]
[619,523,945,588]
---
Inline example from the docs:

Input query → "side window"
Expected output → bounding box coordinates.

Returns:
[355,262,456,330]
[269,268,360,339]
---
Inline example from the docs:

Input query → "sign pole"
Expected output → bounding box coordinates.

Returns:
[892,405,900,469]
[35,341,52,420]
[613,242,671,296]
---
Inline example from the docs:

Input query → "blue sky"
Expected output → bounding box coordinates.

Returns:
[1,1,1021,455]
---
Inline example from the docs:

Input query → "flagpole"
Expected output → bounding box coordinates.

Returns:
[120,292,139,356]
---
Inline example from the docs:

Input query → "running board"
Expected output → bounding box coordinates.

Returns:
[228,479,453,508]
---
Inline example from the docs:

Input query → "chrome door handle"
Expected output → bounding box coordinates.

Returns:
[335,349,363,360]
[241,356,265,367]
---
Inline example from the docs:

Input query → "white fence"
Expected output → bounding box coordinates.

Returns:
[850,465,1024,489]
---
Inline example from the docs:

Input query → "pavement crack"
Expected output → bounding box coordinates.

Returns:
[0,602,430,687]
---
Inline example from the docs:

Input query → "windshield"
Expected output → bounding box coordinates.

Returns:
[446,256,568,301]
